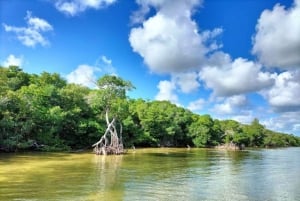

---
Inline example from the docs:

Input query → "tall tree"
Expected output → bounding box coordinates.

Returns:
[91,75,134,154]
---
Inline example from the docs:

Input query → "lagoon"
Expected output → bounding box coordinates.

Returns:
[0,148,300,201]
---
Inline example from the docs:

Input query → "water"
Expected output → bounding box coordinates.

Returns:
[0,148,299,201]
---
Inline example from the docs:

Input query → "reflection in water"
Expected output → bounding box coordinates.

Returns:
[87,155,124,200]
[0,148,300,201]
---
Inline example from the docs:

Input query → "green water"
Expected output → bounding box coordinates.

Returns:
[0,148,300,201]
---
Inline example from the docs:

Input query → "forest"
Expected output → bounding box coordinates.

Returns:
[1,66,300,152]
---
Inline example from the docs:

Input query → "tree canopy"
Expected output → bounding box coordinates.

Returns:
[1,66,299,152]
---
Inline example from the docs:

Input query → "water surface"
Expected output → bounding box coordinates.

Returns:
[0,148,299,201]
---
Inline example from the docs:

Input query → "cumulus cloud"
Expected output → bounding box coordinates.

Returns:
[154,71,200,106]
[187,98,205,111]
[173,72,200,93]
[211,109,255,127]
[54,0,117,16]
[2,54,23,67]
[262,70,300,112]
[155,80,178,104]
[200,56,274,97]
[252,0,300,68]
[129,0,300,135]
[213,95,248,115]
[3,11,53,47]
[262,111,300,135]
[231,112,255,125]
[66,55,116,88]
[66,64,100,87]
[129,0,222,74]
[130,3,150,25]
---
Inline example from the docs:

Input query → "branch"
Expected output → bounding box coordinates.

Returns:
[92,118,116,147]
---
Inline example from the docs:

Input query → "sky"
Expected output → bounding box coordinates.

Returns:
[1,0,300,136]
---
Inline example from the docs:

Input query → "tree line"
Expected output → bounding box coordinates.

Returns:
[1,66,299,152]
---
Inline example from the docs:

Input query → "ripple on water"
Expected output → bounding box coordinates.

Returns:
[1,148,300,201]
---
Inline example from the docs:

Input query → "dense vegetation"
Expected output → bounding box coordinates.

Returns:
[1,66,300,152]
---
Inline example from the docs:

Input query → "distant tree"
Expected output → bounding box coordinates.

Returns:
[58,84,100,149]
[188,114,215,147]
[243,118,265,147]
[122,99,153,147]
[211,119,223,145]
[219,119,248,146]
[1,67,300,152]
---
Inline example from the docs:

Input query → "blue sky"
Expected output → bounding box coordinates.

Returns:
[1,0,300,136]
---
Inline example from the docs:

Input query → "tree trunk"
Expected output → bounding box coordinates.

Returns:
[92,109,124,155]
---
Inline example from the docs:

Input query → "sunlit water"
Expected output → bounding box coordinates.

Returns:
[0,148,300,201]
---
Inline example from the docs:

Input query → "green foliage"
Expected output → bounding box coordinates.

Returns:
[130,100,193,147]
[263,130,300,147]
[96,74,134,105]
[219,119,248,146]
[242,118,265,147]
[188,114,221,147]
[89,75,134,121]
[0,66,299,152]
[6,66,31,91]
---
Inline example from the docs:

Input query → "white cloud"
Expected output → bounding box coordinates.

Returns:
[231,113,255,125]
[262,111,300,135]
[200,57,274,97]
[252,0,300,68]
[66,64,99,88]
[66,55,116,88]
[133,0,201,17]
[214,102,233,114]
[95,55,116,75]
[27,15,53,31]
[154,72,200,106]
[55,0,117,16]
[211,109,255,127]
[155,80,178,104]
[101,55,112,65]
[130,3,150,25]
[173,72,200,93]
[213,95,248,115]
[128,0,300,136]
[293,124,300,132]
[227,95,248,107]
[129,0,222,74]
[261,70,300,112]
[187,98,205,111]
[3,11,53,47]
[2,54,23,67]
